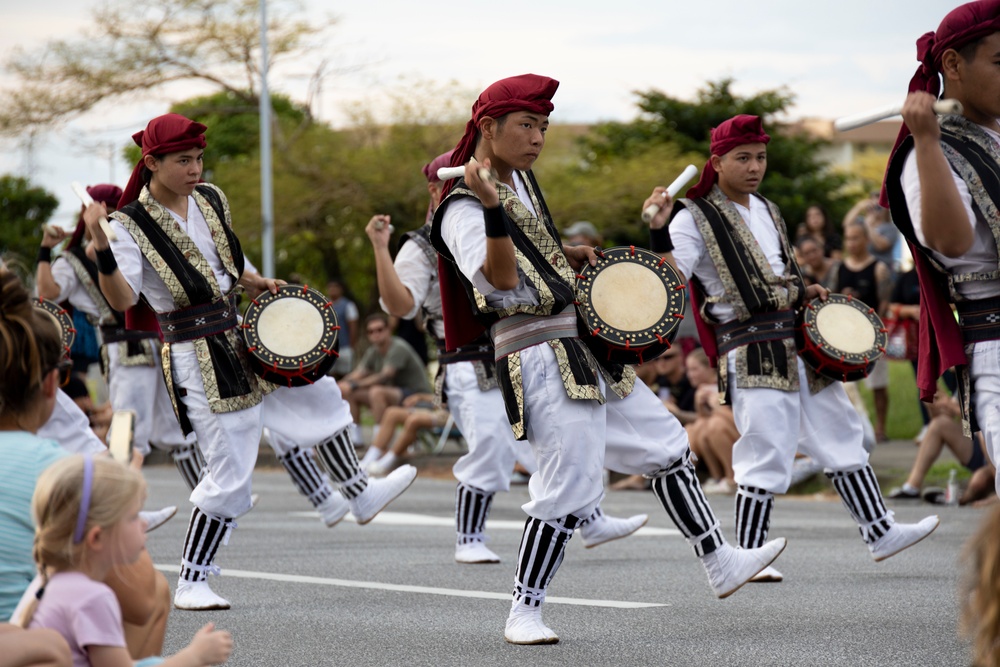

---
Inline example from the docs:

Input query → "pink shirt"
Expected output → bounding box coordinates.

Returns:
[14,571,125,667]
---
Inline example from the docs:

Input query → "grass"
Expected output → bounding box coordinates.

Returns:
[855,359,928,440]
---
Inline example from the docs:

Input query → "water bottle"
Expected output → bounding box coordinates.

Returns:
[945,469,959,506]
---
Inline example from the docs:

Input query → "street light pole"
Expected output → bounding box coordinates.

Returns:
[259,0,275,278]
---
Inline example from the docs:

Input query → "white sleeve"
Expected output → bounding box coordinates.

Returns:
[36,390,108,455]
[49,257,79,303]
[441,198,496,296]
[243,256,259,276]
[901,150,976,248]
[668,208,708,283]
[106,218,143,306]
[380,241,432,320]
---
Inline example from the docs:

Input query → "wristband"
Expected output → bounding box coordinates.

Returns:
[95,247,118,275]
[483,205,509,238]
[37,246,52,263]
[649,225,674,253]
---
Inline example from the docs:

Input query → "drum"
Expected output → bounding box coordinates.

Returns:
[34,297,76,358]
[795,294,888,382]
[575,246,687,365]
[241,284,340,387]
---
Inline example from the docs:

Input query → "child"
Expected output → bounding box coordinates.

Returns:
[962,505,1000,667]
[13,456,232,667]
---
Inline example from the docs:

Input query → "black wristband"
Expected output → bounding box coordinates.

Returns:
[95,247,118,275]
[483,205,509,238]
[37,246,52,263]
[649,225,674,253]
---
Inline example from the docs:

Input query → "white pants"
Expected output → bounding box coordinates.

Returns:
[447,361,536,493]
[969,339,1000,495]
[170,343,262,518]
[519,343,690,521]
[728,354,869,494]
[38,390,108,455]
[262,376,355,456]
[108,344,192,456]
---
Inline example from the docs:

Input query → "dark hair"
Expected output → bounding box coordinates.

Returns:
[0,269,63,416]
[365,312,389,328]
[957,35,987,63]
[804,204,834,236]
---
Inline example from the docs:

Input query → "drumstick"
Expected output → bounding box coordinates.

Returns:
[71,182,118,241]
[833,99,963,132]
[641,164,700,223]
[436,165,496,185]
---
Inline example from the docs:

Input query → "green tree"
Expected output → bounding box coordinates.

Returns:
[568,79,852,235]
[0,175,59,271]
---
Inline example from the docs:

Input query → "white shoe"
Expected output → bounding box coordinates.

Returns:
[870,516,939,562]
[235,493,260,519]
[317,493,350,528]
[914,425,929,444]
[366,457,394,477]
[504,605,558,645]
[702,479,736,495]
[141,505,177,533]
[350,465,417,525]
[701,538,787,599]
[173,579,230,611]
[579,513,649,548]
[749,565,783,583]
[455,540,501,564]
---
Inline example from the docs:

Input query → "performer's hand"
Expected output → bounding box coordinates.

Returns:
[563,243,599,271]
[365,215,393,248]
[643,187,674,229]
[41,225,68,248]
[242,273,286,299]
[82,202,111,249]
[901,92,941,144]
[805,283,829,302]
[466,157,500,209]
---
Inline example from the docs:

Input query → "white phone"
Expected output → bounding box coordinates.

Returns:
[107,410,136,464]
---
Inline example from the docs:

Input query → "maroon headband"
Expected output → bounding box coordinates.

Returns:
[880,0,1000,206]
[118,114,208,210]
[686,114,771,200]
[423,150,455,183]
[69,184,123,248]
[441,74,559,198]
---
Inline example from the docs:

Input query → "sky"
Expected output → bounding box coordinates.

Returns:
[0,0,952,223]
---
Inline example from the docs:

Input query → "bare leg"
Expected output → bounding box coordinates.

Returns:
[874,388,889,440]
[0,625,71,667]
[905,416,968,489]
[369,386,403,423]
[106,550,167,658]
[687,421,723,481]
[122,569,171,659]
[704,411,738,484]
[389,411,438,457]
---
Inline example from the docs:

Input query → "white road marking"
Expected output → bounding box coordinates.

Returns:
[153,565,668,608]
[287,510,680,536]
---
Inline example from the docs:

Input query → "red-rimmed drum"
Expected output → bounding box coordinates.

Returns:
[34,297,76,358]
[241,284,339,387]
[575,245,687,365]
[795,294,888,382]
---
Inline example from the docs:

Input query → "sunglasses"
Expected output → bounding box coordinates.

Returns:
[50,359,73,387]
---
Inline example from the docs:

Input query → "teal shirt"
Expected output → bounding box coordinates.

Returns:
[0,431,66,621]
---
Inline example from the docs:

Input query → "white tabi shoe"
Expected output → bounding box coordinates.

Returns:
[870,516,940,562]
[749,565,784,583]
[317,492,350,528]
[174,580,231,611]
[701,538,787,599]
[579,513,649,548]
[504,605,559,645]
[141,505,178,533]
[455,540,501,564]
[350,465,417,525]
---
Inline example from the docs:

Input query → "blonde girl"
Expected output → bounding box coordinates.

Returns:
[962,505,1000,667]
[14,456,232,667]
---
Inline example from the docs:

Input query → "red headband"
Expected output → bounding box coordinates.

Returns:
[118,114,207,210]
[70,184,123,248]
[686,115,771,200]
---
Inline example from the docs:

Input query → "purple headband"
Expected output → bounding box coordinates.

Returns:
[73,456,95,544]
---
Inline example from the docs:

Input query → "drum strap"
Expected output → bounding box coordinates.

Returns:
[491,306,578,360]
[956,296,1000,344]
[715,310,795,357]
[157,295,239,343]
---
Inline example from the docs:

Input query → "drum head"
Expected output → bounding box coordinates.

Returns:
[34,298,75,355]
[798,294,887,381]
[576,246,685,356]
[242,285,339,375]
[814,302,877,354]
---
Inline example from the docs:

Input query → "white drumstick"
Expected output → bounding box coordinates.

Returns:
[70,181,118,241]
[436,165,496,185]
[833,99,963,132]
[641,164,700,223]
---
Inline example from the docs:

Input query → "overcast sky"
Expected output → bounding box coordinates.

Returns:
[0,0,951,221]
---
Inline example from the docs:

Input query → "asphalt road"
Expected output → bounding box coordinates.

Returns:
[142,465,977,667]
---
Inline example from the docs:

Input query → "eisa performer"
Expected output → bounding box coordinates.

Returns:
[431,74,785,645]
[883,0,1000,495]
[646,115,938,584]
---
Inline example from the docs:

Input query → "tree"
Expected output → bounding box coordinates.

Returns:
[0,175,58,273]
[0,0,332,134]
[570,79,853,234]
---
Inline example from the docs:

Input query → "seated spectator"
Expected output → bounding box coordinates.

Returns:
[363,393,450,475]
[326,278,360,379]
[888,393,994,506]
[684,349,738,495]
[960,505,1000,667]
[795,204,841,259]
[339,313,433,446]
